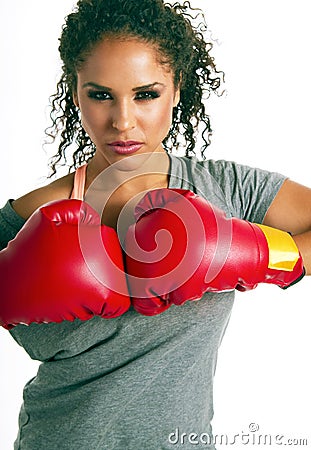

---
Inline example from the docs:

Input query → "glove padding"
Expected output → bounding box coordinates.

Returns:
[0,199,130,328]
[125,188,304,315]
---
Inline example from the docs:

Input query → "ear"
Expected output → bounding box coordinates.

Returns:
[173,72,182,108]
[73,91,79,108]
[173,88,180,108]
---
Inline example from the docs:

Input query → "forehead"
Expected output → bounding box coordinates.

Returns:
[77,38,174,84]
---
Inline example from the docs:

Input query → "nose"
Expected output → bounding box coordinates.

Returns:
[111,100,136,132]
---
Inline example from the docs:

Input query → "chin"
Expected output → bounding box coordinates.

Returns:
[109,152,157,173]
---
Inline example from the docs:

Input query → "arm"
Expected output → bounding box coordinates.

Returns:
[263,179,311,275]
[0,173,131,328]
[125,188,304,316]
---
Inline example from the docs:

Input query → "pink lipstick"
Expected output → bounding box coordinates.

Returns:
[108,141,143,155]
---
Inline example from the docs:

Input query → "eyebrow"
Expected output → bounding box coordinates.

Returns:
[133,82,165,92]
[82,82,165,91]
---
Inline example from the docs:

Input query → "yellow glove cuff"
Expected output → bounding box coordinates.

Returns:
[256,224,300,271]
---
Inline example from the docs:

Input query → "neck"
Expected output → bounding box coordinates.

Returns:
[85,150,170,194]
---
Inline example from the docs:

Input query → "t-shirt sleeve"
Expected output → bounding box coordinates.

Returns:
[0,200,26,250]
[202,159,287,223]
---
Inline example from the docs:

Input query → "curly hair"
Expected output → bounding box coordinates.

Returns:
[46,0,223,176]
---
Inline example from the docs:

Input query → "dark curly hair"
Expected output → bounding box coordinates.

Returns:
[46,0,223,176]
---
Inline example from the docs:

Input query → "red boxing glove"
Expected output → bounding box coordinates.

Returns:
[125,188,305,316]
[0,199,130,329]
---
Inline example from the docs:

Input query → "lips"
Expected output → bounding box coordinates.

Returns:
[108,141,143,155]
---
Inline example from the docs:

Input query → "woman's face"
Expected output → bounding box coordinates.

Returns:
[73,37,180,170]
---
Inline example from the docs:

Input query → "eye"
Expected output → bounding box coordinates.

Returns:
[87,90,112,101]
[135,90,160,101]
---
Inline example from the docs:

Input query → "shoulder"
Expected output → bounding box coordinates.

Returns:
[180,156,287,221]
[12,172,75,220]
[175,155,242,180]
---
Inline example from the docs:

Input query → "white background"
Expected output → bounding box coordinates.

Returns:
[0,1,310,448]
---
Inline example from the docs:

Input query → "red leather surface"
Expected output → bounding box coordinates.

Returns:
[125,189,304,315]
[0,199,130,328]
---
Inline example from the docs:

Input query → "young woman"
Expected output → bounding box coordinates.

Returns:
[0,0,310,448]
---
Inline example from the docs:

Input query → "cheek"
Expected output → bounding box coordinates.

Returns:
[79,104,107,135]
[142,100,174,135]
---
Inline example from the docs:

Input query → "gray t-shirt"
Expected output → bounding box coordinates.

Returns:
[0,155,286,449]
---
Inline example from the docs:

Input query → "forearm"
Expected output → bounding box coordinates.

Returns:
[293,231,311,275]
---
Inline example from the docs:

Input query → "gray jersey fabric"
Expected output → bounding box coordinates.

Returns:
[0,155,286,449]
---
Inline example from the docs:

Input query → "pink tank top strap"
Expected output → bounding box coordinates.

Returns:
[70,164,87,200]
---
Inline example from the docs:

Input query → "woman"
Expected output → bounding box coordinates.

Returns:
[0,0,310,448]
